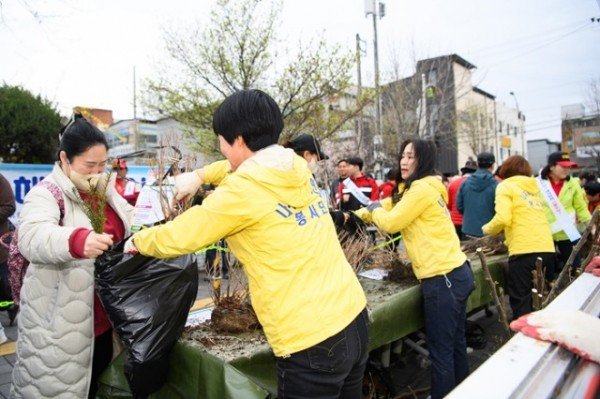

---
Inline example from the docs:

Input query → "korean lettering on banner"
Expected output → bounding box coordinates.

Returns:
[0,163,150,226]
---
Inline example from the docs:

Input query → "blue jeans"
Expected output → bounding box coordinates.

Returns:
[421,262,475,399]
[276,308,369,399]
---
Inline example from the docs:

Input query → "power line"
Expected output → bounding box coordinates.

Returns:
[474,20,590,54]
[490,23,596,67]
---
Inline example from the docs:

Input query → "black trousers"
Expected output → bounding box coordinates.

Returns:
[555,239,581,272]
[507,253,556,319]
[276,308,369,399]
[89,329,114,399]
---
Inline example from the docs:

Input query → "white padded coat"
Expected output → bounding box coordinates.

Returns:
[10,163,134,398]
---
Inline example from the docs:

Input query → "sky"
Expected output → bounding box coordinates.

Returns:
[0,0,599,143]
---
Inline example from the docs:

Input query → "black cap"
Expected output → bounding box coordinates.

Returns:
[584,181,600,196]
[288,134,329,160]
[460,160,477,174]
[477,152,495,167]
[548,152,578,168]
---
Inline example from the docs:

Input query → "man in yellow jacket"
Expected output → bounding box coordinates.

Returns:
[126,90,368,398]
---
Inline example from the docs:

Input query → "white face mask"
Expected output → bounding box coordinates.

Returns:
[69,169,109,192]
[308,158,320,174]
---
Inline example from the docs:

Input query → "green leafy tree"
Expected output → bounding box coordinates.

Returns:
[143,0,371,157]
[0,84,62,163]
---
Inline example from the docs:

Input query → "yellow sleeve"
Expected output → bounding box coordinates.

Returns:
[133,177,253,258]
[354,197,393,223]
[482,182,511,236]
[572,182,592,223]
[198,160,231,186]
[371,183,432,234]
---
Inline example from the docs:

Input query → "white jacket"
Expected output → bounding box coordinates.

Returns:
[10,163,134,398]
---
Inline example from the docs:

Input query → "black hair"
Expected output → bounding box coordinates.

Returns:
[540,165,571,181]
[386,168,398,181]
[337,159,348,165]
[212,89,284,152]
[579,170,597,182]
[346,157,364,171]
[394,138,438,191]
[58,115,108,162]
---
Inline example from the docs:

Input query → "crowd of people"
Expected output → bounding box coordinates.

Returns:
[1,88,599,398]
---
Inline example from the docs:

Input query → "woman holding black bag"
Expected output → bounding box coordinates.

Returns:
[10,115,134,399]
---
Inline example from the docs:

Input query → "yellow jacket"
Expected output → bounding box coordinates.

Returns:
[538,177,591,241]
[133,146,366,356]
[482,176,555,255]
[356,176,466,280]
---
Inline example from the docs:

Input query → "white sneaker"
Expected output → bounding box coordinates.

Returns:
[0,330,8,345]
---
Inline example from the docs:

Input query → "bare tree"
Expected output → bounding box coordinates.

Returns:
[143,0,371,157]
[457,103,495,158]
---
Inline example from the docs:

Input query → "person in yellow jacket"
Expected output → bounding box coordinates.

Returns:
[356,139,474,399]
[482,155,556,319]
[538,152,591,272]
[125,90,368,398]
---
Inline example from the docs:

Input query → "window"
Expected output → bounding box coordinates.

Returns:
[428,68,437,87]
[581,131,600,140]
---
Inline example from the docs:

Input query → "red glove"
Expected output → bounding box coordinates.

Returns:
[510,310,600,364]
[123,236,138,255]
[584,256,600,277]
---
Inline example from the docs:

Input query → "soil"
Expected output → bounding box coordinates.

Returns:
[210,296,261,334]
[182,322,269,362]
[386,258,418,285]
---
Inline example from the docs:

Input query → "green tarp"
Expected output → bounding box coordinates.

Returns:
[98,255,506,398]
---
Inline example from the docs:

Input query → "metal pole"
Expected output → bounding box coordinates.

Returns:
[356,34,364,157]
[133,66,137,120]
[372,0,381,161]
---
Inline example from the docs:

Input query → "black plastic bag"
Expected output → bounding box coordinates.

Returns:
[95,240,198,398]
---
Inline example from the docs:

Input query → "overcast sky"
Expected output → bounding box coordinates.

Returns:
[1,0,599,142]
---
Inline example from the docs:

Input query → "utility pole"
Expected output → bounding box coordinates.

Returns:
[133,66,137,120]
[356,34,366,158]
[365,0,385,176]
[133,66,139,154]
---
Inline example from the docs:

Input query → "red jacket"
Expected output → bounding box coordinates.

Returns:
[379,181,396,199]
[115,177,140,206]
[338,174,379,211]
[447,175,468,226]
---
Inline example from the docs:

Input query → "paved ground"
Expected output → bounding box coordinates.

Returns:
[384,306,509,398]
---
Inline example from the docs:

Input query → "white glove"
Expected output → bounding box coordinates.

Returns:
[174,171,203,202]
[510,310,600,364]
[123,236,138,255]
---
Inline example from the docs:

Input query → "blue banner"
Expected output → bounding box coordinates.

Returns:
[0,163,151,225]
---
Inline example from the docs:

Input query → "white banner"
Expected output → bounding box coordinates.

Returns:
[0,163,151,226]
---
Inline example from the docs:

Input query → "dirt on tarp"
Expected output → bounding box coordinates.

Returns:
[182,322,269,362]
[181,276,416,362]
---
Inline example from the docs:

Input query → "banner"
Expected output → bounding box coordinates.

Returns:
[0,163,151,225]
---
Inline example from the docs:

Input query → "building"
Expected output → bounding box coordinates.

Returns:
[496,101,527,162]
[105,117,213,167]
[382,54,525,175]
[527,138,561,175]
[74,107,114,129]
[561,104,600,171]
